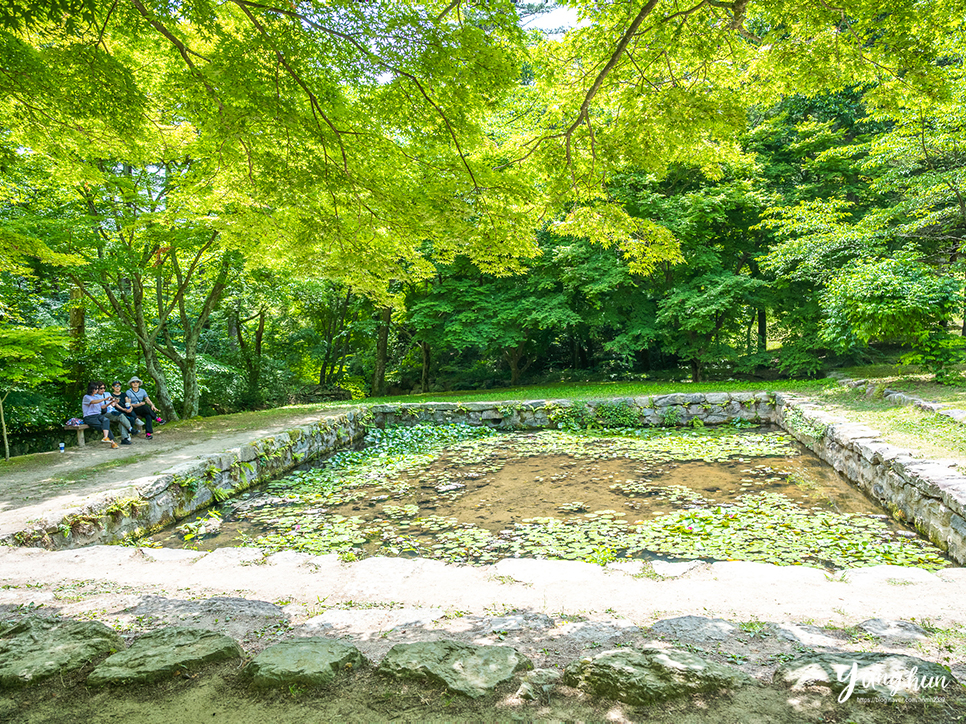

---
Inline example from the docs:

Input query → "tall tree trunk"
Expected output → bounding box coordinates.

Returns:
[371,307,391,397]
[690,358,703,383]
[0,392,9,462]
[757,309,767,353]
[68,284,86,397]
[504,343,529,386]
[181,355,199,419]
[142,345,178,420]
[420,341,431,393]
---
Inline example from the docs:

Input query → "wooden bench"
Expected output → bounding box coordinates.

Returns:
[64,424,89,447]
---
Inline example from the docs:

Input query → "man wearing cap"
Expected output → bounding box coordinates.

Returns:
[126,377,161,439]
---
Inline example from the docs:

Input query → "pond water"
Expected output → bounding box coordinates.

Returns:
[151,423,950,571]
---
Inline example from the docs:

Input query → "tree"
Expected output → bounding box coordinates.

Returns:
[822,254,963,381]
[0,326,68,460]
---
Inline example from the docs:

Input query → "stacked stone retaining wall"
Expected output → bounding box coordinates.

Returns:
[6,392,966,565]
[368,392,777,429]
[775,394,966,565]
[2,409,368,550]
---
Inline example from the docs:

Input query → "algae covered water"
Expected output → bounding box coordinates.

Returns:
[152,423,950,571]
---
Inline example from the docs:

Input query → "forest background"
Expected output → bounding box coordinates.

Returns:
[1,0,965,457]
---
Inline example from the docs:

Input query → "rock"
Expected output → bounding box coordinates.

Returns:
[563,648,754,705]
[87,627,243,685]
[299,607,445,634]
[650,615,737,642]
[0,618,123,688]
[246,638,364,688]
[117,596,285,641]
[772,623,841,648]
[553,619,639,642]
[844,566,940,585]
[775,652,958,701]
[516,668,561,701]
[484,613,552,634]
[377,640,531,698]
[858,619,930,645]
[649,560,703,578]
[139,548,207,562]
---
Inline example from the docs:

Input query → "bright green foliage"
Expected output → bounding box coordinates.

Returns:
[617,169,774,381]
[0,326,69,459]
[822,255,963,381]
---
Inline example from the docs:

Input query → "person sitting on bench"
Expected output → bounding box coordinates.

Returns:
[106,381,133,445]
[126,377,160,439]
[82,381,118,448]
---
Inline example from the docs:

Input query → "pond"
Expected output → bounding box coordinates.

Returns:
[151,423,951,571]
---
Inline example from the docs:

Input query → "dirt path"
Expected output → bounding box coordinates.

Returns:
[0,404,348,536]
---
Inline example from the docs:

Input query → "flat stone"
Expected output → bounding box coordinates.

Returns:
[265,551,314,566]
[300,608,445,634]
[87,627,243,685]
[553,619,639,642]
[844,566,940,585]
[650,560,703,578]
[650,615,738,642]
[563,648,754,705]
[516,668,562,701]
[775,652,958,701]
[246,638,364,688]
[377,640,531,698]
[493,557,605,586]
[939,409,966,423]
[119,596,285,641]
[0,618,123,688]
[772,623,841,648]
[858,619,930,645]
[484,613,552,633]
[191,547,264,567]
[140,547,207,562]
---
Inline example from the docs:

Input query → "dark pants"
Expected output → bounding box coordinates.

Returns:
[83,414,114,439]
[131,405,154,433]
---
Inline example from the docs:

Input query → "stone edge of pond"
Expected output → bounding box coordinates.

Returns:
[0,408,369,551]
[5,391,966,567]
[776,393,966,565]
[0,393,777,552]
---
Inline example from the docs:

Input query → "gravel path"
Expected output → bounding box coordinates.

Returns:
[0,405,347,536]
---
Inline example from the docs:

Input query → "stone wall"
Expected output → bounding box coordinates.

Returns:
[5,409,368,550]
[776,394,966,565]
[369,392,778,429]
[9,391,966,565]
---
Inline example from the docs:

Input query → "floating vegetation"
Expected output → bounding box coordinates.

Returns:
[162,423,950,572]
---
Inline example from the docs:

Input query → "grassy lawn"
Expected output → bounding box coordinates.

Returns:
[834,364,966,407]
[813,386,966,464]
[342,377,835,406]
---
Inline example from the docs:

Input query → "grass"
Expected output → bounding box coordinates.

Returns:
[835,363,966,407]
[815,386,966,463]
[339,378,835,407]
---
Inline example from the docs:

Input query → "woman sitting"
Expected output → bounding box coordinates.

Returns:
[105,381,133,445]
[82,381,118,448]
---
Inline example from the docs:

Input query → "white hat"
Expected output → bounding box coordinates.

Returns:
[128,376,143,384]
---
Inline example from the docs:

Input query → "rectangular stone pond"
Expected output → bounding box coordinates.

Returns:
[150,424,951,572]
